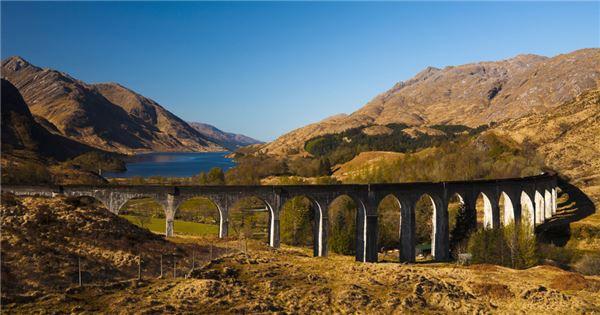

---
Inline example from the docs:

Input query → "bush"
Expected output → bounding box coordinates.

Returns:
[574,255,600,275]
[467,221,538,269]
[468,227,509,266]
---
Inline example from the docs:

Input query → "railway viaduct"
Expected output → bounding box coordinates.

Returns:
[2,172,558,263]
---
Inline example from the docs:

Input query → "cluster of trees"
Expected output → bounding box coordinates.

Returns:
[195,167,225,185]
[224,154,331,185]
[467,221,538,269]
[304,123,489,165]
[346,133,544,184]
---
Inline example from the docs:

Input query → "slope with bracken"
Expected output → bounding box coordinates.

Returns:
[1,56,223,154]
[261,48,600,155]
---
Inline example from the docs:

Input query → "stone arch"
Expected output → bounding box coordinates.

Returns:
[447,192,465,231]
[520,191,535,227]
[544,189,552,220]
[551,187,558,216]
[499,191,515,225]
[115,194,170,235]
[477,192,495,229]
[376,194,402,261]
[413,193,437,261]
[534,190,545,225]
[327,194,367,261]
[279,194,325,257]
[175,195,224,238]
[228,195,274,246]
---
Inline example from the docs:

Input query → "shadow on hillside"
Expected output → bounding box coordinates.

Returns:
[537,177,596,246]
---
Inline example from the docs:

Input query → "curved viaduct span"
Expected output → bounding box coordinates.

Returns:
[3,172,558,263]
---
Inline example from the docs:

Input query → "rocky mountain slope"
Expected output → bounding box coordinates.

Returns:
[1,79,96,161]
[262,48,600,155]
[1,56,223,154]
[189,122,262,151]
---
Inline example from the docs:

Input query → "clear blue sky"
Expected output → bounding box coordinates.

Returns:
[2,2,598,141]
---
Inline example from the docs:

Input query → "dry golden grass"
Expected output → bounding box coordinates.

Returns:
[3,195,600,314]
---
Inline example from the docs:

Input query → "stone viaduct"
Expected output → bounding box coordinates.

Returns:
[2,172,558,263]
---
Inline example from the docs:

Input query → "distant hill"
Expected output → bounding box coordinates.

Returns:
[1,56,224,154]
[188,122,262,151]
[261,48,600,155]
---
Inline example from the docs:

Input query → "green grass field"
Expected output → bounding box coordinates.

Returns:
[120,215,219,236]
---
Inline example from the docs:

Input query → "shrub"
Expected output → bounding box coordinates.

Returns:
[467,221,538,269]
[574,255,600,275]
[468,227,508,266]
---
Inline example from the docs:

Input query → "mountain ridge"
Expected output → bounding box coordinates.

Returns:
[1,56,256,154]
[260,48,600,155]
[188,122,263,151]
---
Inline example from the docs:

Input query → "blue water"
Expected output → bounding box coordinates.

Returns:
[104,152,236,178]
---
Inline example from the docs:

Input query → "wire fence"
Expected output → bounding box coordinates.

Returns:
[70,238,253,288]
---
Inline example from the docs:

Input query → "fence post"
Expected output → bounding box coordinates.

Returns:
[138,255,142,280]
[78,256,82,287]
[160,255,163,278]
[192,250,195,270]
[210,244,213,260]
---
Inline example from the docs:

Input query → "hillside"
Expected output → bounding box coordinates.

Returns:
[261,48,600,155]
[189,122,263,151]
[3,194,600,313]
[1,56,223,154]
[0,194,225,298]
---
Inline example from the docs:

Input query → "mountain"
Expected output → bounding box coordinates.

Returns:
[188,122,262,150]
[1,56,223,154]
[261,48,600,155]
[1,79,97,161]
